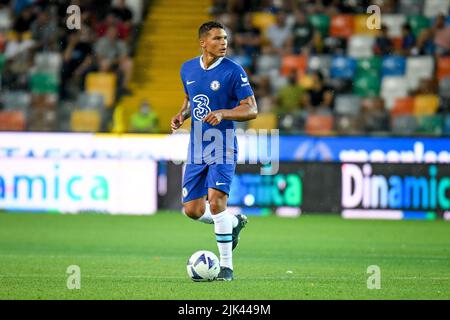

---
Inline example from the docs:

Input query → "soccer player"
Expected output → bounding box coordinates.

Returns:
[170,21,258,281]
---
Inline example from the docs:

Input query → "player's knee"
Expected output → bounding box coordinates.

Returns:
[209,199,226,215]
[183,206,203,220]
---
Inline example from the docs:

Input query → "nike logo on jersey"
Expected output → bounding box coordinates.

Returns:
[215,182,227,186]
[186,80,196,85]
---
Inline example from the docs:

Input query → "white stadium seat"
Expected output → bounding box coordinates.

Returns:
[348,35,375,58]
[381,76,409,110]
[405,56,434,91]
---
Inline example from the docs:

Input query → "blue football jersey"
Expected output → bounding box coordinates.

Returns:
[180,56,254,165]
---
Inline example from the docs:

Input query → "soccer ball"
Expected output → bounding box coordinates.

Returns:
[186,250,220,282]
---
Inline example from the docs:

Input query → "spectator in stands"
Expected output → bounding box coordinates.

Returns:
[276,70,304,115]
[12,4,35,35]
[361,97,389,133]
[234,13,261,58]
[3,31,35,88]
[31,8,58,51]
[288,9,315,55]
[265,10,291,55]
[111,0,133,24]
[415,28,435,55]
[129,99,158,133]
[96,12,131,41]
[0,2,12,31]
[303,71,334,113]
[400,23,415,56]
[433,13,450,56]
[374,24,394,56]
[253,76,274,114]
[61,28,94,100]
[93,26,133,95]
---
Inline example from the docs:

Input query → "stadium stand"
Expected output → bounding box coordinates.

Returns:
[0,0,448,136]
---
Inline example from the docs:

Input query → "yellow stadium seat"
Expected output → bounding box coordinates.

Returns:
[354,14,380,36]
[248,113,277,130]
[299,74,314,89]
[413,94,439,115]
[86,72,117,108]
[252,12,275,32]
[70,110,101,132]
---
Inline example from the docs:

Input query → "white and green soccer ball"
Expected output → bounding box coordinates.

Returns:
[186,250,220,282]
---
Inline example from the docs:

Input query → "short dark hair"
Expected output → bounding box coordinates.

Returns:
[198,21,225,38]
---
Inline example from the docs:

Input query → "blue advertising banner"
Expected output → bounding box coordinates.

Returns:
[279,136,450,163]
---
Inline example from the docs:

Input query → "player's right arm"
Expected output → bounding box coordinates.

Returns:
[170,94,190,132]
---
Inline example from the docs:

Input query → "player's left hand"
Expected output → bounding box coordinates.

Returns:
[203,110,224,126]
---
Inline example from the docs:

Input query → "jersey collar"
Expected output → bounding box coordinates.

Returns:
[199,56,224,70]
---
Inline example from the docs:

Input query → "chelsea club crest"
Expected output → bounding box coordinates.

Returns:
[210,80,220,91]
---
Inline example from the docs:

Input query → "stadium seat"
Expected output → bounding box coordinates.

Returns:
[31,93,57,110]
[354,14,380,36]
[305,114,334,135]
[299,74,314,89]
[413,94,439,115]
[229,55,252,69]
[85,72,117,108]
[392,37,403,51]
[77,92,105,110]
[1,90,31,112]
[348,35,375,58]
[0,33,5,52]
[382,14,407,37]
[269,72,288,94]
[353,72,381,96]
[391,115,417,135]
[112,0,143,24]
[437,57,450,81]
[278,112,306,134]
[381,56,406,77]
[0,53,4,73]
[335,114,363,134]
[443,114,450,135]
[247,112,277,130]
[439,77,450,98]
[0,111,26,131]
[356,56,382,76]
[381,76,409,109]
[308,55,332,78]
[328,78,353,94]
[308,14,330,38]
[34,52,62,76]
[280,55,307,76]
[399,0,424,15]
[70,109,101,132]
[30,73,59,94]
[424,0,449,18]
[330,15,354,38]
[334,94,362,115]
[391,97,415,115]
[415,115,443,135]
[407,15,430,37]
[406,56,434,90]
[27,108,57,131]
[330,56,357,79]
[252,12,275,32]
[256,54,280,76]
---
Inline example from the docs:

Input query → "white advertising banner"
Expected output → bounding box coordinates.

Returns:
[0,158,157,215]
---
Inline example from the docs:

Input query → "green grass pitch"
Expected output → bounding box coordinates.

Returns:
[0,211,449,300]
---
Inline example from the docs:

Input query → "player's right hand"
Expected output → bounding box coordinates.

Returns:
[170,114,184,132]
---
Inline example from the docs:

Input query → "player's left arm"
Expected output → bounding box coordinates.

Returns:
[203,95,258,126]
